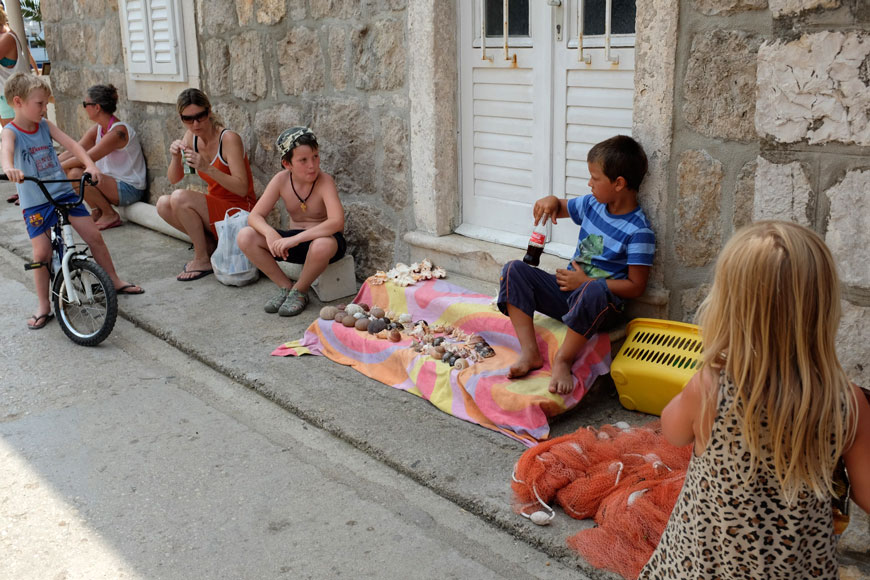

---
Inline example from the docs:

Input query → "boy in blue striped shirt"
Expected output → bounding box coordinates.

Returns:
[497,135,654,395]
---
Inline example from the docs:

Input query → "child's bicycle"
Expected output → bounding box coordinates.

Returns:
[2,173,118,346]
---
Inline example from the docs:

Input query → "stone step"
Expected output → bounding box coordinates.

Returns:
[405,230,671,325]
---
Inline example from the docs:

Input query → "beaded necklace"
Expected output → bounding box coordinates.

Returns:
[290,174,318,212]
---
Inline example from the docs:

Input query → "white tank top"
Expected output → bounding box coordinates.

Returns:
[0,30,31,85]
[95,121,147,190]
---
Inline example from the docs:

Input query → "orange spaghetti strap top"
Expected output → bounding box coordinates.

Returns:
[194,130,256,208]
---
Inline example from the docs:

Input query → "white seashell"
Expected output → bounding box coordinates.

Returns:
[394,272,416,286]
[353,312,366,319]
[431,266,446,279]
[398,313,413,324]
[614,421,631,431]
[627,489,648,506]
[345,304,364,316]
[529,511,552,525]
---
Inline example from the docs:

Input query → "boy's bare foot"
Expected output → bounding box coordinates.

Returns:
[507,354,544,379]
[548,359,575,395]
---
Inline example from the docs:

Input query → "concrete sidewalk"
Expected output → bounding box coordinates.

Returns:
[2,183,865,579]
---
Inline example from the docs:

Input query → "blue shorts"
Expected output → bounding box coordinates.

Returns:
[117,180,146,206]
[497,260,624,338]
[0,94,14,119]
[23,193,90,238]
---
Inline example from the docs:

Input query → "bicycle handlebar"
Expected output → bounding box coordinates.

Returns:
[0,172,95,211]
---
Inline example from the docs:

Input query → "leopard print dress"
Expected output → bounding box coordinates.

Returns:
[637,371,839,580]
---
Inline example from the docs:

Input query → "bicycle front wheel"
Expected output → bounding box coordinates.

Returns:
[52,259,118,346]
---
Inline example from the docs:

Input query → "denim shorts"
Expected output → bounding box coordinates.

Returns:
[23,192,90,238]
[117,180,146,206]
[0,94,14,119]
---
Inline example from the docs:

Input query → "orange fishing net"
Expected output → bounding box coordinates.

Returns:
[511,422,692,579]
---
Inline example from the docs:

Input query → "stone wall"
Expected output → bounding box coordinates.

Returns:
[670,1,869,560]
[42,0,413,277]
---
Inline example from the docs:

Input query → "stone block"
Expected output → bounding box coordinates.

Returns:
[229,31,268,102]
[380,113,409,211]
[825,170,870,288]
[768,0,840,17]
[329,26,349,91]
[753,157,813,226]
[684,30,761,142]
[692,0,767,14]
[344,203,396,276]
[97,18,122,66]
[199,0,240,35]
[837,301,870,387]
[278,254,359,302]
[353,19,406,91]
[277,27,325,96]
[680,284,711,324]
[733,160,757,230]
[311,100,376,197]
[675,150,724,268]
[310,0,362,19]
[756,32,870,146]
[204,39,231,96]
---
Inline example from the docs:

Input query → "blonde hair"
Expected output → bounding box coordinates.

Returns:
[697,220,857,503]
[0,7,7,28]
[4,72,50,104]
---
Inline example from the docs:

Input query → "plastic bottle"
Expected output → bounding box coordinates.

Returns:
[523,217,548,267]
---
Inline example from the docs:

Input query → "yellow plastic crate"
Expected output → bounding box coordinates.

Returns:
[610,318,703,416]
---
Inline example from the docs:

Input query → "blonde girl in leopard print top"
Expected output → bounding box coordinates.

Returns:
[639,220,870,580]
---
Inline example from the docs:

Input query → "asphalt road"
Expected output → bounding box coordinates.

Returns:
[0,245,591,580]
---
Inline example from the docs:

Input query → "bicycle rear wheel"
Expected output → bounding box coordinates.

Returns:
[52,258,118,346]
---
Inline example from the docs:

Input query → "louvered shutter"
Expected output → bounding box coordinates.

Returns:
[148,0,180,77]
[122,0,152,74]
[120,0,185,80]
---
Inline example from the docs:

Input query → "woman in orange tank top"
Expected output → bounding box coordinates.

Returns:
[157,89,257,281]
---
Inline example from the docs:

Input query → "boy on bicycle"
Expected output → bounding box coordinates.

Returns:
[1,73,142,330]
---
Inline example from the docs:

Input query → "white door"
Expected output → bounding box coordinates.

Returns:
[458,0,636,259]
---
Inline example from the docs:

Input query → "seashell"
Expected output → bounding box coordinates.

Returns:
[393,272,416,286]
[385,310,396,320]
[355,318,370,331]
[382,317,391,326]
[393,322,404,331]
[431,266,446,279]
[453,358,468,370]
[432,337,445,347]
[369,318,388,334]
[443,326,454,334]
[370,307,385,319]
[410,339,423,352]
[342,315,356,327]
[529,511,552,526]
[337,304,347,311]
[431,324,445,333]
[468,334,485,344]
[447,355,458,366]
[614,421,631,431]
[334,311,346,322]
[353,312,366,319]
[389,329,402,342]
[480,347,495,358]
[398,313,413,324]
[345,304,364,317]
[441,351,453,363]
[358,303,370,312]
[376,329,390,340]
[320,306,339,320]
[433,345,446,356]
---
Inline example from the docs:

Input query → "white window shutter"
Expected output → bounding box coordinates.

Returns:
[123,0,153,74]
[149,0,181,77]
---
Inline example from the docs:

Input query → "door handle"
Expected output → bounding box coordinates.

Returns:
[547,0,562,5]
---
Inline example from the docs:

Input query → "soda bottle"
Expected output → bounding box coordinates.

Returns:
[182,148,196,175]
[523,218,548,267]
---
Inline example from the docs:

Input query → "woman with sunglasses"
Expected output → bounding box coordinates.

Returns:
[158,89,257,281]
[59,84,147,230]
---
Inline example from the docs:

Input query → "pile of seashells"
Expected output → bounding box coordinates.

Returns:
[319,302,496,369]
[369,258,447,287]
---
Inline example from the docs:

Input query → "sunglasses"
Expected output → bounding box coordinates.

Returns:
[180,109,209,124]
[82,101,97,108]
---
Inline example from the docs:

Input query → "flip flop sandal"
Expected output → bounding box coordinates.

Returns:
[27,312,54,330]
[6,193,18,204]
[176,268,213,282]
[116,284,145,295]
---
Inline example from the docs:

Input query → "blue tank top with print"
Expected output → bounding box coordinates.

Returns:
[7,120,73,210]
